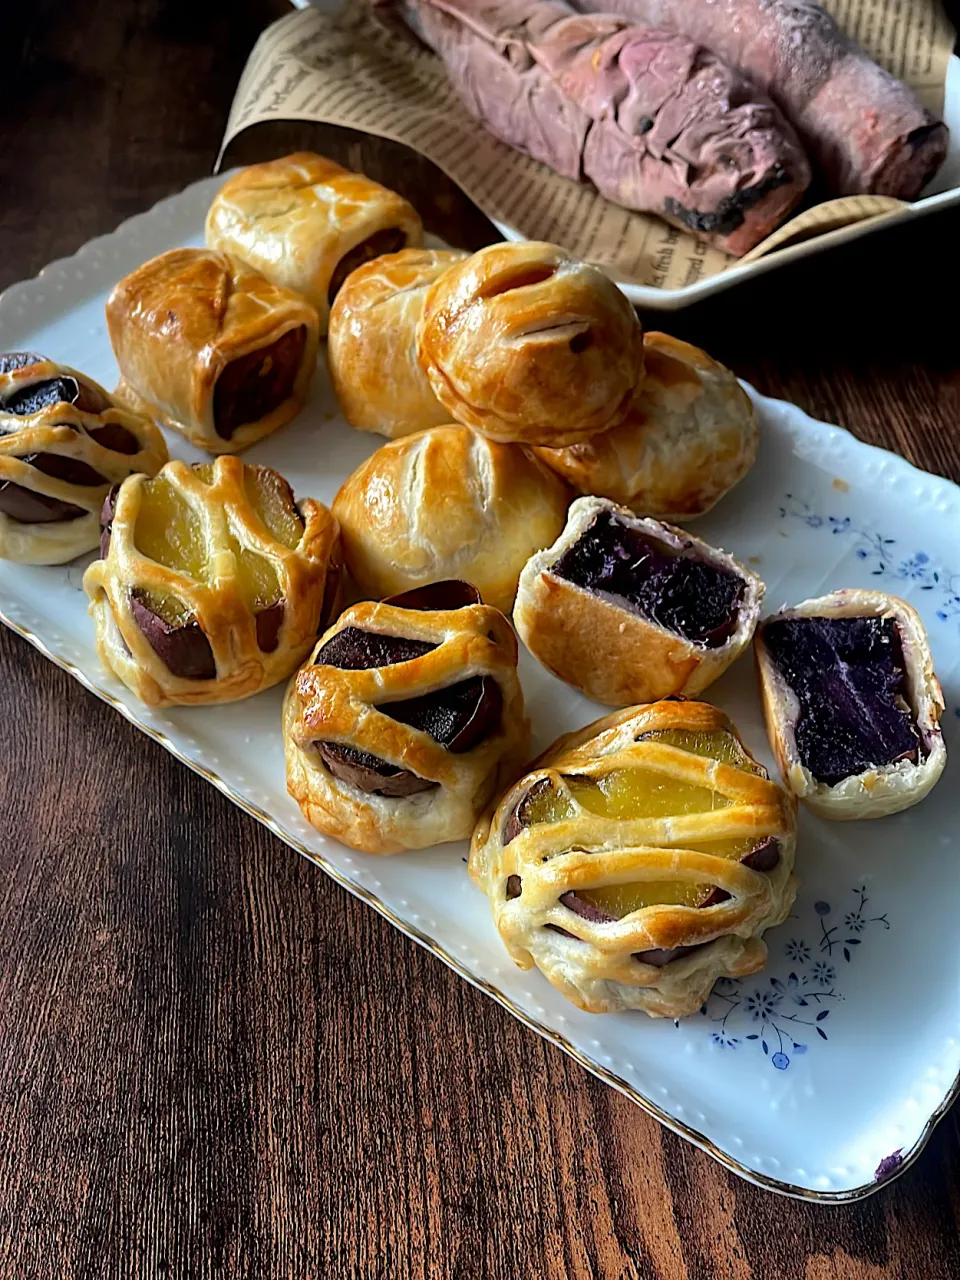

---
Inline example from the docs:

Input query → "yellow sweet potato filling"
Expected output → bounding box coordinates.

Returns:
[132,464,302,626]
[521,728,765,914]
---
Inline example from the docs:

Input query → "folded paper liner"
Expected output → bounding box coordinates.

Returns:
[218,0,954,292]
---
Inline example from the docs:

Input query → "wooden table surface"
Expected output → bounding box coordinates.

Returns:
[3,2,960,1276]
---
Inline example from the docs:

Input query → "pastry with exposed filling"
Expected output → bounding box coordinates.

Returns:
[0,352,167,564]
[283,580,530,853]
[205,152,423,333]
[83,458,341,706]
[755,589,946,819]
[470,699,797,1016]
[106,248,319,453]
[514,496,763,705]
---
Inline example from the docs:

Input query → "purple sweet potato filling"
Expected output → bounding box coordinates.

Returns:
[552,511,746,648]
[762,615,919,786]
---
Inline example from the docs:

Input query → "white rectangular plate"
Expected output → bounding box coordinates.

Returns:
[1,175,958,1201]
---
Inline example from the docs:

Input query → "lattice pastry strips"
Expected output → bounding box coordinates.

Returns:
[83,458,341,707]
[283,583,530,854]
[0,353,167,564]
[470,701,798,1018]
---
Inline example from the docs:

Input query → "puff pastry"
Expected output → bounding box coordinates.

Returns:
[416,241,644,447]
[205,152,424,333]
[0,352,167,564]
[755,589,946,820]
[106,248,320,454]
[515,497,763,705]
[332,425,570,613]
[533,332,758,518]
[328,248,469,438]
[470,700,798,1017]
[284,580,530,854]
[83,457,341,707]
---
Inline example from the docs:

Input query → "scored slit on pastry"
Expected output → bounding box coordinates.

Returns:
[283,579,530,854]
[331,424,571,614]
[327,247,470,439]
[416,241,644,447]
[755,589,946,819]
[514,496,763,705]
[470,700,798,1017]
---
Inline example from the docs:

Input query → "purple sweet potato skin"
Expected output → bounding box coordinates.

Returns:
[312,581,500,795]
[130,594,217,681]
[403,0,810,254]
[0,480,87,524]
[576,0,948,198]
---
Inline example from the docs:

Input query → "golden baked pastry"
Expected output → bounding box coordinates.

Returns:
[514,497,763,706]
[106,248,320,454]
[0,352,167,564]
[83,458,341,707]
[417,241,644,447]
[332,425,571,613]
[533,332,758,518]
[755,589,946,820]
[328,248,469,438]
[205,152,423,333]
[470,700,798,1017]
[284,580,530,854]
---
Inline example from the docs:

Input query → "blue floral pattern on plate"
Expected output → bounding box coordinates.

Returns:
[683,887,889,1070]
[779,493,960,628]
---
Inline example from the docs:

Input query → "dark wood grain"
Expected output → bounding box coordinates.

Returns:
[3,3,960,1277]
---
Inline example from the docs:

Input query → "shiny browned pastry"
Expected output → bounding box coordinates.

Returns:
[470,700,798,1016]
[332,425,571,613]
[205,152,424,333]
[328,248,469,438]
[283,580,530,854]
[105,248,320,454]
[533,332,758,518]
[416,241,644,447]
[515,497,763,706]
[83,458,341,707]
[755,589,946,820]
[0,352,167,564]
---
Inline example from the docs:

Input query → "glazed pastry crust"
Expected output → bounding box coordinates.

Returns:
[284,597,530,854]
[205,152,423,333]
[755,589,946,820]
[514,496,763,706]
[328,248,468,438]
[0,360,167,564]
[83,457,341,707]
[332,425,571,614]
[106,248,320,453]
[470,701,798,1017]
[533,332,759,518]
[417,241,644,447]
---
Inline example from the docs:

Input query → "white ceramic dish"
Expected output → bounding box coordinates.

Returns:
[1,175,958,1202]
